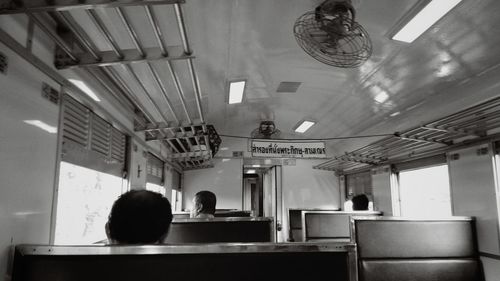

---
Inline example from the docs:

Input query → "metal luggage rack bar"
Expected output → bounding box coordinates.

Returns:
[5,0,214,170]
[314,95,500,172]
[0,0,185,14]
[138,124,221,170]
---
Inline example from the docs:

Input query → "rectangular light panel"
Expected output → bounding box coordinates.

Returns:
[69,79,101,102]
[246,169,256,174]
[228,80,246,104]
[295,120,315,133]
[392,0,462,43]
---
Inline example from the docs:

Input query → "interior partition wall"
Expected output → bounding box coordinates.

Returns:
[448,142,500,281]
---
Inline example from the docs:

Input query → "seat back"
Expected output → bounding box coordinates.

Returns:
[354,217,483,281]
[12,243,354,281]
[165,217,273,243]
[302,211,381,242]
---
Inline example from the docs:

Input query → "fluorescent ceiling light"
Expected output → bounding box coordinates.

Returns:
[246,169,256,174]
[392,0,462,43]
[24,120,58,134]
[228,80,246,104]
[252,164,261,168]
[69,79,101,102]
[295,120,315,133]
[390,111,401,117]
[374,91,389,103]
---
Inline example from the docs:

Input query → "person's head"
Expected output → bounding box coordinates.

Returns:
[352,194,369,211]
[106,190,173,244]
[191,190,216,218]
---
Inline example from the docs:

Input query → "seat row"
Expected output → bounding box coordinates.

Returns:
[12,216,483,281]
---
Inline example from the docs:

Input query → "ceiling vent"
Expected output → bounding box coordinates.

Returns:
[0,51,7,74]
[41,83,60,105]
[276,82,302,93]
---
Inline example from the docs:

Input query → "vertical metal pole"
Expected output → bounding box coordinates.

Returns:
[49,91,66,244]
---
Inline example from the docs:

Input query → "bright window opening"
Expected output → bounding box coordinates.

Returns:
[146,182,166,196]
[398,164,452,217]
[54,162,127,244]
[171,189,182,212]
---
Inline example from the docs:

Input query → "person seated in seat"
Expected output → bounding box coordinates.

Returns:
[352,194,369,211]
[106,190,173,244]
[190,190,217,219]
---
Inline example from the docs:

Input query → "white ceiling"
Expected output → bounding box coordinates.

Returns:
[179,0,500,154]
[56,0,500,156]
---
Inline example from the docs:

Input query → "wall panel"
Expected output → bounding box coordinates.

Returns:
[183,158,243,210]
[0,42,59,279]
[448,144,500,255]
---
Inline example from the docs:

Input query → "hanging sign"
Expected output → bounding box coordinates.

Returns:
[251,140,327,158]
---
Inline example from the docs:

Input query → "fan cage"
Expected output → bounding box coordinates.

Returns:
[294,11,372,68]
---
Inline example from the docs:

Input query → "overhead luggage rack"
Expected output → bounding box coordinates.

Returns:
[138,123,221,170]
[314,95,500,172]
[1,0,219,170]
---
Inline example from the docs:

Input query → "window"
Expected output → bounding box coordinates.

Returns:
[171,189,182,212]
[171,171,182,212]
[397,164,452,217]
[145,153,165,195]
[344,171,373,210]
[146,182,165,196]
[54,162,126,244]
[54,95,128,244]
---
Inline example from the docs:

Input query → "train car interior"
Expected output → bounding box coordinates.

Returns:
[1,0,500,280]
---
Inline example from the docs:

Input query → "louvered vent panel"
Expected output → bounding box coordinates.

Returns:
[111,128,126,162]
[0,51,7,74]
[147,153,164,184]
[276,82,301,93]
[91,114,111,157]
[61,94,127,176]
[63,96,90,147]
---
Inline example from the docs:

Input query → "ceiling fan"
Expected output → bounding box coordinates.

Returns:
[251,120,281,139]
[293,0,372,68]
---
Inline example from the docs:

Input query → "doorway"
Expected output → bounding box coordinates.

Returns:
[242,164,283,242]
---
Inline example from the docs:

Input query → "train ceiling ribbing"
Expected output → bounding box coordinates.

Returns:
[1,0,220,170]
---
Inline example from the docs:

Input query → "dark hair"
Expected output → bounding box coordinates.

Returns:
[194,190,217,215]
[108,190,173,244]
[352,194,369,211]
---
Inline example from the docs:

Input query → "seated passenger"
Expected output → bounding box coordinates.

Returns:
[190,190,217,218]
[352,194,369,211]
[106,190,173,244]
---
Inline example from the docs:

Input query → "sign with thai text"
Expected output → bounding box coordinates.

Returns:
[251,140,327,158]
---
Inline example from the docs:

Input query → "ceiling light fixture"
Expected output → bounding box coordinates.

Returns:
[294,120,316,133]
[392,0,462,43]
[246,169,256,174]
[374,91,389,103]
[69,79,101,102]
[24,120,58,134]
[228,80,246,104]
